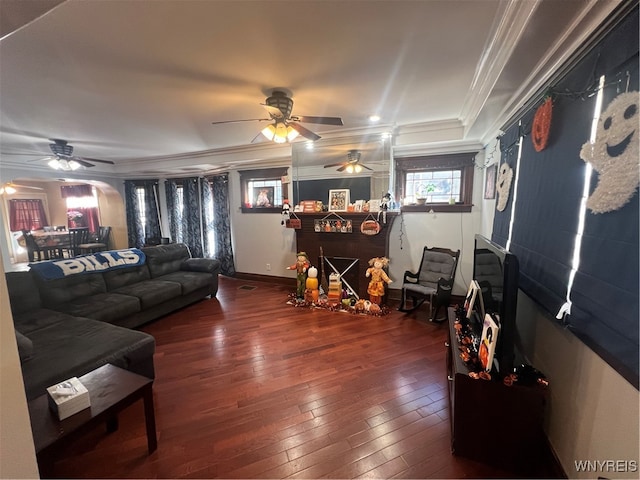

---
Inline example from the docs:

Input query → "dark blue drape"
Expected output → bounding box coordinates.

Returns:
[569,49,639,386]
[492,123,520,248]
[124,180,161,249]
[492,5,639,388]
[211,174,236,276]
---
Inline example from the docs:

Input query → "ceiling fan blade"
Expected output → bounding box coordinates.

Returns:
[211,118,271,125]
[72,158,95,168]
[261,104,285,120]
[74,156,115,165]
[324,162,347,168]
[361,163,373,171]
[336,164,348,172]
[289,122,321,141]
[13,184,44,190]
[291,115,344,126]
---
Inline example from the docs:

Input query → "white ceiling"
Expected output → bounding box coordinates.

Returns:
[0,0,620,177]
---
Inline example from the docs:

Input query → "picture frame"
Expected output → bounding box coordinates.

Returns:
[328,189,350,212]
[464,280,480,320]
[253,186,274,208]
[484,163,497,200]
[479,313,500,372]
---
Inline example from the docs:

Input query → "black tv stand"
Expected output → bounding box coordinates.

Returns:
[446,307,548,474]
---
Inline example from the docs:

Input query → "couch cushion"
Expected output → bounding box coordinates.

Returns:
[5,271,42,315]
[142,243,191,278]
[20,316,155,400]
[55,293,141,324]
[181,257,221,274]
[113,280,182,309]
[15,330,33,362]
[103,264,151,290]
[36,272,108,308]
[13,308,83,335]
[154,271,213,295]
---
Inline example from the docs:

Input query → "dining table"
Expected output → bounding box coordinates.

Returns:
[31,230,72,250]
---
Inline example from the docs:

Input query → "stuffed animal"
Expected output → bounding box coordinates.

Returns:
[281,200,291,225]
[365,256,392,305]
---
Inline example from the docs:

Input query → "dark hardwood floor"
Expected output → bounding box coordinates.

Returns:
[50,276,557,479]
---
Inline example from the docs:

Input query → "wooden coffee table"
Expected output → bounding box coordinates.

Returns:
[28,364,156,476]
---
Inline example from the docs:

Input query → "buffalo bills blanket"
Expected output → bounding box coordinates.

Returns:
[29,249,146,281]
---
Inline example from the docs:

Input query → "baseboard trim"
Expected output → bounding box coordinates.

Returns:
[234,272,296,287]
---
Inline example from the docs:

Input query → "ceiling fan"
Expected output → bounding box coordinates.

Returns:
[211,90,344,144]
[324,150,372,173]
[0,182,44,195]
[29,139,116,170]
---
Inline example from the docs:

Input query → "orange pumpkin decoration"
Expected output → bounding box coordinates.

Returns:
[532,96,553,152]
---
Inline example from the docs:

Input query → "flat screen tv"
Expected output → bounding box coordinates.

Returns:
[472,234,519,377]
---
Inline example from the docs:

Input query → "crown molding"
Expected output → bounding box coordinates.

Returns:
[460,0,541,134]
[479,0,621,143]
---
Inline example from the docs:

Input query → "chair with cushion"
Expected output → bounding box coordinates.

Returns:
[67,227,90,257]
[78,226,111,254]
[398,246,460,322]
[22,230,46,262]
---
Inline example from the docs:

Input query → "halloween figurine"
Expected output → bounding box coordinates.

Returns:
[365,256,392,305]
[287,252,310,299]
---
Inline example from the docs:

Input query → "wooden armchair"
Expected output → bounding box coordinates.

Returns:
[398,246,460,322]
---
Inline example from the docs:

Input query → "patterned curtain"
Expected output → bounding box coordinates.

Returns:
[124,180,160,248]
[124,181,144,248]
[211,174,236,276]
[143,181,162,241]
[165,175,235,276]
[165,180,181,244]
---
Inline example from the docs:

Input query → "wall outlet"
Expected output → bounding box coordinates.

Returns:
[266,263,271,271]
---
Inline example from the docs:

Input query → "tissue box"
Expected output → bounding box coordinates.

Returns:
[46,377,91,420]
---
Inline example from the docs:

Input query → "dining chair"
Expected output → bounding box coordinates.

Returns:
[67,228,90,257]
[22,230,45,262]
[78,226,111,254]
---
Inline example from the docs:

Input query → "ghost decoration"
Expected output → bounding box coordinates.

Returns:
[496,162,514,212]
[580,91,639,214]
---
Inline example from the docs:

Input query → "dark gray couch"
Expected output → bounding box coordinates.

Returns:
[7,243,221,400]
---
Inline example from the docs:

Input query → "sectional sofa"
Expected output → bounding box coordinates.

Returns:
[7,243,221,400]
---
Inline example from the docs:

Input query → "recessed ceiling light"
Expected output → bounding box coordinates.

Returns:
[369,114,381,123]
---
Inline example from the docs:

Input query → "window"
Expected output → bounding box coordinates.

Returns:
[239,168,288,213]
[395,152,476,212]
[63,185,100,232]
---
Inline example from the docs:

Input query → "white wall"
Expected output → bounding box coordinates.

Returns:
[228,170,297,279]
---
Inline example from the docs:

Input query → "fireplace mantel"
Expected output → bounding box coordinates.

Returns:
[292,212,398,299]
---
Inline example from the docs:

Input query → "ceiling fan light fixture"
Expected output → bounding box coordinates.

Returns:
[48,158,81,171]
[273,122,289,143]
[0,185,16,195]
[345,165,354,173]
[354,164,363,173]
[261,124,276,141]
[286,126,299,142]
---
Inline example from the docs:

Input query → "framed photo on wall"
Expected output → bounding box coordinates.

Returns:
[328,189,349,212]
[484,164,497,200]
[253,186,274,207]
